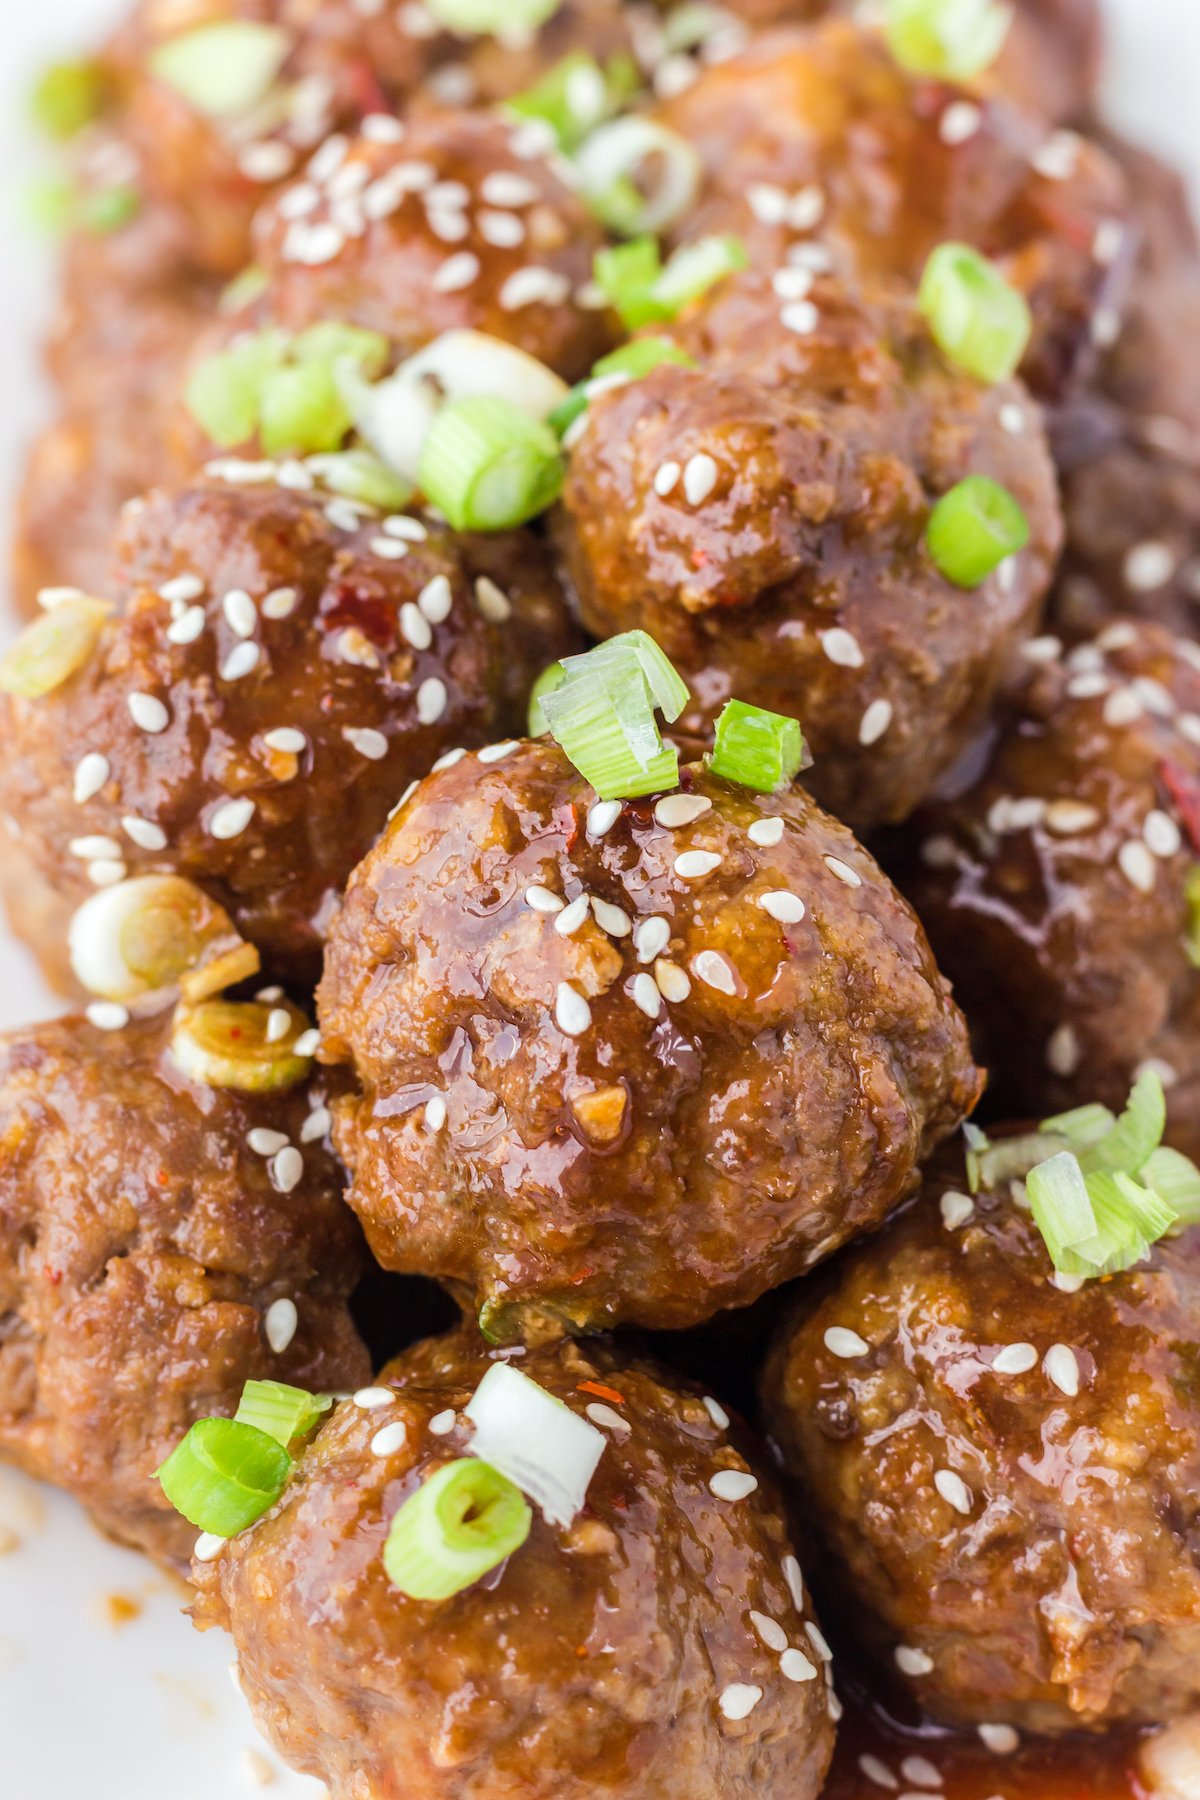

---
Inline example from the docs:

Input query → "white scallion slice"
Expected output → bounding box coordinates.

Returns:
[171,997,315,1092]
[148,22,292,120]
[424,0,561,35]
[464,1362,606,1528]
[1026,1150,1099,1270]
[69,876,259,1007]
[1039,1102,1116,1151]
[399,332,570,424]
[0,596,111,699]
[575,119,701,237]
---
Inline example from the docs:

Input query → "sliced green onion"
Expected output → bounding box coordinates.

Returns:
[1039,1102,1115,1151]
[576,119,700,237]
[170,998,315,1092]
[0,595,111,698]
[79,185,140,236]
[148,22,292,119]
[528,661,567,735]
[187,326,383,454]
[541,668,679,799]
[69,876,259,1007]
[707,699,808,793]
[925,475,1029,588]
[234,1380,331,1448]
[156,1417,291,1536]
[506,51,639,153]
[882,0,1013,81]
[383,1459,531,1601]
[307,449,414,511]
[652,235,749,316]
[1141,1147,1200,1225]
[464,1363,605,1527]
[424,0,561,34]
[594,235,748,332]
[550,337,696,436]
[185,331,288,449]
[580,630,690,722]
[1026,1150,1101,1272]
[918,243,1032,385]
[418,396,564,531]
[290,322,390,379]
[1184,863,1200,968]
[32,59,105,139]
[259,361,353,456]
[1078,1069,1166,1178]
[1068,1169,1177,1277]
[219,264,268,318]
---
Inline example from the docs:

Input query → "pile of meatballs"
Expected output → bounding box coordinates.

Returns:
[4,0,1200,1796]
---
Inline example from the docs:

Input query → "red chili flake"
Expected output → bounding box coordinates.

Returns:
[343,59,390,119]
[575,1645,590,1658]
[577,1381,626,1406]
[155,1169,171,1187]
[42,1265,63,1286]
[1159,759,1200,851]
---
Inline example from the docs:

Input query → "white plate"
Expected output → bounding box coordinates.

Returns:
[0,4,1197,1794]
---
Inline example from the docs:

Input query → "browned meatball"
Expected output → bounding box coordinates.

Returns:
[192,1330,838,1799]
[890,619,1200,1155]
[556,272,1062,829]
[0,1009,368,1567]
[0,474,576,989]
[762,1145,1200,1732]
[655,17,1129,401]
[317,739,981,1342]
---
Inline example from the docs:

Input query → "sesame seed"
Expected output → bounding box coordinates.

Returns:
[271,1147,304,1193]
[582,800,621,841]
[674,850,722,879]
[710,1469,758,1501]
[940,1189,974,1229]
[290,220,345,266]
[748,182,789,224]
[526,884,564,914]
[87,858,127,887]
[758,889,806,925]
[750,1610,788,1652]
[940,99,981,144]
[248,1128,288,1156]
[428,1409,456,1436]
[1067,672,1110,701]
[901,1756,943,1789]
[718,1683,763,1721]
[748,817,784,847]
[71,833,122,859]
[263,727,307,754]
[479,209,525,248]
[703,1396,729,1429]
[933,1469,973,1515]
[895,1646,935,1677]
[859,698,893,746]
[500,267,570,310]
[262,587,299,619]
[128,692,169,734]
[194,1533,228,1563]
[773,266,814,301]
[788,185,825,230]
[1124,540,1176,592]
[400,602,433,651]
[121,816,167,851]
[782,1555,805,1611]
[343,726,389,761]
[820,627,863,668]
[1044,1343,1081,1397]
[167,606,207,645]
[293,1028,320,1057]
[682,453,719,506]
[221,641,261,682]
[654,460,681,497]
[308,133,349,182]
[655,794,713,828]
[585,1402,630,1433]
[1031,129,1080,181]
[481,170,539,208]
[371,1422,408,1457]
[781,299,819,335]
[424,1095,447,1132]
[555,895,590,936]
[474,576,511,622]
[824,855,862,888]
[1044,800,1100,834]
[691,950,737,994]
[265,1008,292,1045]
[370,536,410,561]
[361,113,405,143]
[592,896,631,938]
[478,740,519,764]
[805,1620,833,1661]
[222,589,257,637]
[860,1755,899,1790]
[631,973,662,1018]
[417,678,448,725]
[1046,1022,1080,1076]
[73,752,110,804]
[1145,809,1182,857]
[992,1342,1038,1375]
[432,251,480,293]
[209,798,256,840]
[634,916,671,962]
[824,1326,868,1358]
[1119,839,1157,893]
[655,959,691,1002]
[160,575,205,605]
[1000,403,1027,435]
[86,1001,129,1031]
[264,1298,298,1353]
[353,1387,394,1409]
[979,1724,1019,1755]
[418,575,453,623]
[555,982,592,1036]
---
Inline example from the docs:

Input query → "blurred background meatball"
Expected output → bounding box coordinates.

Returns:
[318,739,980,1343]
[556,271,1062,829]
[762,1145,1200,1733]
[0,474,575,989]
[0,1007,368,1567]
[192,1330,837,1800]
[890,619,1200,1152]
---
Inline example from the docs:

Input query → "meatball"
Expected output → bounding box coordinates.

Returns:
[191,1330,838,1800]
[317,738,981,1342]
[556,271,1062,829]
[762,1145,1200,1732]
[0,1008,368,1567]
[0,474,575,989]
[655,17,1129,401]
[890,619,1200,1154]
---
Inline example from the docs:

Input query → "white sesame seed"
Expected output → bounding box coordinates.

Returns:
[479,209,525,247]
[691,950,737,994]
[805,1620,833,1661]
[474,576,511,622]
[418,575,453,624]
[978,1724,1019,1755]
[748,817,785,847]
[940,1189,974,1229]
[1031,129,1081,181]
[71,834,122,859]
[1044,800,1100,835]
[749,1610,788,1653]
[480,170,539,207]
[859,699,893,746]
[264,1298,298,1353]
[634,916,671,963]
[526,884,565,914]
[748,182,789,224]
[1046,1021,1080,1076]
[428,1408,456,1436]
[781,299,819,335]
[166,604,206,646]
[674,850,722,879]
[820,627,864,668]
[554,895,590,936]
[718,1683,763,1721]
[1044,1343,1081,1397]
[655,793,713,828]
[934,1469,973,1515]
[654,460,681,497]
[128,692,169,734]
[1144,809,1182,857]
[631,973,662,1018]
[1000,402,1027,435]
[1124,540,1177,593]
[758,889,806,924]
[478,740,519,764]
[194,1533,228,1563]
[992,1342,1038,1375]
[222,589,257,638]
[710,1469,758,1502]
[400,602,433,651]
[362,113,405,142]
[265,1008,292,1045]
[416,677,448,725]
[824,1326,869,1358]
[773,266,814,301]
[592,897,631,937]
[248,1128,289,1156]
[73,753,110,804]
[370,536,410,561]
[940,99,981,144]
[655,959,691,1002]
[271,1147,304,1193]
[221,641,261,682]
[860,1755,899,1790]
[1118,839,1157,893]
[121,816,167,851]
[160,574,204,605]
[209,798,256,840]
[555,982,592,1036]
[353,1386,394,1409]
[788,185,825,230]
[262,587,299,620]
[293,1029,320,1057]
[901,1756,943,1789]
[87,858,128,887]
[683,453,719,505]
[1067,672,1111,701]
[499,267,570,309]
[779,1645,817,1682]
[587,800,622,837]
[371,1422,408,1457]
[895,1646,935,1677]
[424,1095,447,1132]
[343,726,389,761]
[432,251,480,293]
[702,1396,729,1431]
[263,727,307,755]
[824,855,862,888]
[86,1001,129,1032]
[782,1554,805,1611]
[585,1402,630,1434]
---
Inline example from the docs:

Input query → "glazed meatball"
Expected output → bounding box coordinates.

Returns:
[0,474,575,988]
[317,739,981,1342]
[891,619,1200,1154]
[0,1009,368,1567]
[192,1330,838,1800]
[556,271,1062,829]
[762,1146,1200,1732]
[655,17,1129,401]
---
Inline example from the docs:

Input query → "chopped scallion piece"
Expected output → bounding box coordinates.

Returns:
[185,331,289,449]
[1039,1102,1115,1150]
[235,1380,332,1448]
[464,1362,606,1527]
[549,336,695,437]
[170,998,315,1092]
[707,699,808,793]
[593,235,747,331]
[882,0,1013,81]
[1141,1146,1200,1225]
[259,361,353,456]
[652,235,749,316]
[289,323,390,379]
[1069,1168,1178,1276]
[1025,1149,1101,1272]
[307,449,413,511]
[506,51,639,152]
[148,22,292,119]
[383,1458,531,1601]
[1078,1069,1166,1178]
[918,243,1032,384]
[79,185,140,236]
[185,326,384,454]
[32,59,106,139]
[583,630,690,722]
[925,475,1029,588]
[0,595,111,699]
[156,1417,291,1536]
[424,0,561,34]
[418,396,564,531]
[539,632,689,798]
[528,661,567,735]
[576,119,701,237]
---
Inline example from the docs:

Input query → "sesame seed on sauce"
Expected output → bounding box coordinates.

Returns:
[901,1755,943,1789]
[555,895,590,937]
[370,1422,408,1458]
[587,800,623,838]
[293,1028,320,1057]
[209,798,256,840]
[479,210,525,248]
[585,1402,630,1434]
[674,850,722,879]
[555,982,592,1036]
[160,574,204,605]
[417,575,453,623]
[1044,799,1100,835]
[991,1342,1038,1375]
[247,1128,288,1156]
[748,816,785,848]
[978,1724,1020,1755]
[526,884,565,915]
[939,100,982,145]
[758,887,806,924]
[428,1409,456,1436]
[683,453,719,506]
[939,1189,974,1230]
[718,1683,763,1721]
[781,299,819,335]
[860,1755,899,1790]
[703,1396,729,1430]
[1144,809,1182,857]
[655,794,712,828]
[343,726,389,761]
[709,1469,758,1502]
[222,589,257,637]
[933,1469,973,1516]
[592,896,632,937]
[128,692,169,734]
[805,1620,833,1662]
[634,916,671,963]
[781,1555,805,1612]
[1044,1343,1082,1397]
[859,699,893,746]
[353,1387,394,1409]
[416,678,448,725]
[631,973,663,1019]
[750,1611,788,1653]
[73,752,109,804]
[654,461,681,497]
[691,950,737,995]
[655,959,691,1002]
[122,816,167,851]
[820,627,863,668]
[500,267,570,310]
[264,727,307,755]
[262,587,299,619]
[370,535,410,561]
[895,1645,934,1677]
[425,1095,447,1132]
[194,1533,227,1563]
[474,577,512,623]
[264,1297,298,1353]
[221,642,261,682]
[1046,1021,1080,1076]
[271,1147,305,1194]
[1030,129,1081,182]
[824,855,862,888]
[432,251,480,293]
[86,1001,129,1032]
[88,858,128,887]
[824,1326,868,1358]
[1118,839,1157,893]
[71,833,121,859]
[167,606,207,646]
[478,741,519,764]
[400,602,433,651]
[265,1008,293,1044]
[780,1649,818,1683]
[773,266,814,301]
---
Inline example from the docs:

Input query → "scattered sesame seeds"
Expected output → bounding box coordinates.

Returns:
[820,627,864,668]
[167,606,207,645]
[555,982,592,1036]
[859,699,893,746]
[1124,540,1176,592]
[901,1756,943,1789]
[748,816,785,848]
[1144,809,1182,857]
[1118,839,1157,894]
[418,575,453,623]
[940,1189,974,1230]
[248,1128,288,1156]
[634,915,671,962]
[655,793,712,827]
[271,1147,304,1193]
[586,1402,630,1434]
[424,1095,447,1132]
[758,889,806,924]
[477,740,519,764]
[222,589,257,637]
[674,849,722,879]
[71,833,122,860]
[500,267,570,310]
[263,727,307,755]
[592,897,631,937]
[654,460,681,497]
[353,1387,394,1409]
[750,1611,789,1653]
[824,1326,869,1359]
[474,576,511,622]
[481,170,539,208]
[655,959,691,1002]
[805,1620,833,1662]
[431,250,480,293]
[782,1555,805,1612]
[343,726,389,761]
[160,574,204,605]
[265,1008,292,1044]
[824,855,862,888]
[940,99,981,145]
[371,1422,408,1458]
[683,453,719,506]
[773,265,814,301]
[933,1469,973,1516]
[73,752,110,804]
[555,895,590,936]
[1046,1021,1080,1076]
[691,950,737,994]
[860,1755,900,1790]
[264,1298,298,1353]
[400,602,433,650]
[121,816,167,851]
[990,1342,1038,1379]
[416,677,448,725]
[194,1533,228,1563]
[781,299,819,335]
[526,884,565,914]
[895,1645,935,1677]
[1044,1343,1081,1397]
[370,535,410,561]
[1031,129,1081,181]
[428,1409,456,1436]
[87,858,128,887]
[978,1724,1019,1755]
[209,798,256,840]
[222,642,261,682]
[293,1029,320,1057]
[704,1396,730,1430]
[710,1469,758,1502]
[631,973,662,1019]
[262,587,298,619]
[86,1001,129,1032]
[1044,799,1100,835]
[128,692,169,734]
[718,1683,763,1722]
[587,799,622,837]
